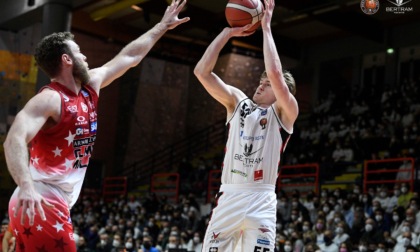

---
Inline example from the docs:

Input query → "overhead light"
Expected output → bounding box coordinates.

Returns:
[387,48,394,54]
[282,14,308,23]
[90,0,149,21]
[313,5,339,15]
[131,5,143,12]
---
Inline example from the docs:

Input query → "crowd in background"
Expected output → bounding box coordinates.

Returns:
[3,182,419,252]
[2,79,419,252]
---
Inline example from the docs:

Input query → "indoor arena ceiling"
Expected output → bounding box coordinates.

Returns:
[70,0,420,60]
[2,0,420,61]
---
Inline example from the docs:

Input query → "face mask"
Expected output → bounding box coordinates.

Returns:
[339,248,347,252]
[291,215,297,220]
[354,189,360,194]
[335,227,343,234]
[193,237,200,243]
[392,215,399,222]
[321,192,327,197]
[359,246,368,252]
[292,202,298,207]
[372,206,377,212]
[402,226,410,232]
[406,216,413,222]
[394,190,400,196]
[380,192,387,198]
[284,245,292,252]
[288,228,294,234]
[100,240,107,246]
[323,207,330,213]
[375,215,383,222]
[125,242,133,249]
[276,223,282,230]
[365,224,373,232]
[375,249,384,252]
[168,243,177,249]
[316,223,323,230]
[279,201,286,207]
[410,204,418,210]
[302,225,309,232]
[362,197,368,203]
[334,217,341,223]
[401,187,408,193]
[112,240,120,247]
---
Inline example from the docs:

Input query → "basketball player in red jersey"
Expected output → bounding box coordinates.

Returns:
[3,1,189,251]
[194,0,298,251]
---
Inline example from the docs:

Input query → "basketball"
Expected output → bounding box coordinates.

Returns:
[225,0,263,33]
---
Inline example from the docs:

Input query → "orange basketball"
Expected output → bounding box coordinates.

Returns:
[365,0,376,9]
[225,0,263,33]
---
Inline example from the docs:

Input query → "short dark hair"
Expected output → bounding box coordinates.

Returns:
[34,32,74,78]
[260,70,296,96]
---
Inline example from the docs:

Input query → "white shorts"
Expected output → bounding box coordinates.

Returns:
[202,184,276,252]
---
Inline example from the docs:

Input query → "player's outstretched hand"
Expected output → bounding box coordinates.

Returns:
[261,0,275,30]
[14,187,55,226]
[161,0,190,30]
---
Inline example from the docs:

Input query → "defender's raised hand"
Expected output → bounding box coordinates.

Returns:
[161,0,190,30]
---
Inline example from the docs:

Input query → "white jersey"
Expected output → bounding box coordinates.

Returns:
[222,98,292,185]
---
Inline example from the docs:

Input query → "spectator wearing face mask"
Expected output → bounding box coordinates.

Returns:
[186,231,203,252]
[110,233,124,252]
[283,240,293,252]
[165,235,180,252]
[360,218,385,245]
[407,198,420,233]
[360,193,374,218]
[333,221,350,246]
[390,207,406,240]
[337,241,352,252]
[96,233,113,252]
[373,208,391,233]
[139,235,159,252]
[393,231,416,252]
[397,183,413,208]
[124,237,137,252]
[314,218,326,246]
[278,195,292,223]
[318,230,338,252]
[373,187,391,214]
[302,221,317,244]
[405,207,420,234]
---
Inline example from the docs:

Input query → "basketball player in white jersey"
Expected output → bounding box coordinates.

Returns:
[194,0,298,251]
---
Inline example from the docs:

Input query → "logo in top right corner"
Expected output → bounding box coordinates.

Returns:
[386,0,413,14]
[360,0,380,15]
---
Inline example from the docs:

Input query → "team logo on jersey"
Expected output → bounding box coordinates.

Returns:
[60,92,70,102]
[260,109,267,116]
[76,127,84,136]
[257,239,270,245]
[260,118,267,129]
[258,227,270,233]
[209,248,218,252]
[231,169,248,177]
[209,231,220,244]
[67,105,77,113]
[90,121,97,133]
[81,102,88,113]
[81,90,89,97]
[254,170,263,181]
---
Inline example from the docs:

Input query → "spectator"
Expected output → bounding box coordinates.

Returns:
[186,231,203,252]
[139,235,159,252]
[318,230,338,252]
[333,221,350,246]
[360,218,384,245]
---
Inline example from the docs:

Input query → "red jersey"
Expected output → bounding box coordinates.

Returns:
[29,82,98,208]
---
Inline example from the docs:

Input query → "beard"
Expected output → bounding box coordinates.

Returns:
[73,58,90,85]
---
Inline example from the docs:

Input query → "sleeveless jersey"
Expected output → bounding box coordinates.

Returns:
[29,82,98,208]
[221,98,292,185]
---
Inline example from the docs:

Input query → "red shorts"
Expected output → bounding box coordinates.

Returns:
[8,186,77,252]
